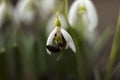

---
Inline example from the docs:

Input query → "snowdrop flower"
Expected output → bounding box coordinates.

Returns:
[0,0,14,29]
[68,0,98,31]
[46,13,76,55]
[46,13,67,36]
[15,0,39,24]
[40,0,56,20]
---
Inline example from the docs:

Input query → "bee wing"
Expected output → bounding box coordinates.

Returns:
[61,28,76,53]
[46,27,57,55]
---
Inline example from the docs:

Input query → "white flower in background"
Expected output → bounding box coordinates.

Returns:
[40,0,56,20]
[68,0,98,31]
[46,13,76,55]
[15,0,39,24]
[46,14,67,36]
[0,1,14,29]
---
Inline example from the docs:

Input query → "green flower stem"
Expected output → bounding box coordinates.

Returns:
[104,12,120,80]
[69,28,87,80]
[17,29,36,80]
[76,47,87,80]
[64,0,86,79]
[93,65,101,80]
[2,0,8,3]
[23,36,36,80]
[64,0,68,17]
[35,30,47,77]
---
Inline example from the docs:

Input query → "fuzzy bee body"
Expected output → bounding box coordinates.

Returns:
[46,45,62,53]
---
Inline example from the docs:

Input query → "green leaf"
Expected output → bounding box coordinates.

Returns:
[90,27,112,66]
[104,12,120,80]
[112,62,120,76]
[0,36,5,54]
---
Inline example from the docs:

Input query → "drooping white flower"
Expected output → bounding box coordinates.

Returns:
[68,0,98,31]
[40,0,56,20]
[0,1,14,29]
[46,13,67,36]
[15,0,40,24]
[46,14,76,55]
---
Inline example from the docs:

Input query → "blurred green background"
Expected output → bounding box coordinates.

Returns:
[0,0,120,80]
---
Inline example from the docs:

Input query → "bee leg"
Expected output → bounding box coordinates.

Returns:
[56,52,63,62]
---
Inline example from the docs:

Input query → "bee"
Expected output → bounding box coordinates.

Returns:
[46,31,67,53]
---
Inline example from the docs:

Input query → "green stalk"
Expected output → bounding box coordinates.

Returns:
[68,28,87,80]
[104,12,120,80]
[64,0,68,17]
[64,0,87,79]
[76,46,86,80]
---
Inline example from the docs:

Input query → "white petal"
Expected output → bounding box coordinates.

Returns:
[68,0,79,27]
[15,0,38,24]
[0,3,6,28]
[46,27,57,55]
[82,0,98,31]
[68,0,98,31]
[40,0,56,20]
[0,3,14,29]
[61,29,76,53]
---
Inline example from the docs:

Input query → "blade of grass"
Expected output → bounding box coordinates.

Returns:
[104,12,120,80]
[0,52,7,80]
[112,62,120,76]
[0,34,5,54]
[93,65,101,80]
[87,27,112,80]
[33,30,47,78]
[22,35,36,80]
[88,27,112,69]
[93,27,112,54]
[17,30,36,80]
